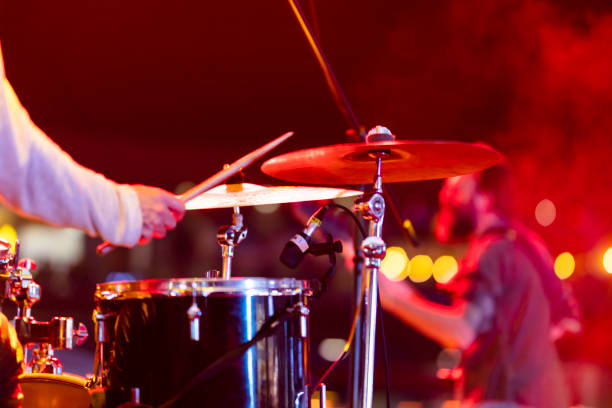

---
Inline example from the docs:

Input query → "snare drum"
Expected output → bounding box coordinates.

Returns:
[19,373,90,408]
[94,278,312,407]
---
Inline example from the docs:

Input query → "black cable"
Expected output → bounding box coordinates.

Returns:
[327,202,367,239]
[377,285,391,408]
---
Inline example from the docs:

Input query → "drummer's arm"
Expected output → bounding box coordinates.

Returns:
[0,55,183,245]
[379,274,481,350]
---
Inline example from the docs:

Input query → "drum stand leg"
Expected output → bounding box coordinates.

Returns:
[352,156,387,408]
[217,206,248,279]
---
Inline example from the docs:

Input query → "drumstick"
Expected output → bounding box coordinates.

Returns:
[96,131,294,256]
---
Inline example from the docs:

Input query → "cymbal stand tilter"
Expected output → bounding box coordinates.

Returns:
[217,205,248,280]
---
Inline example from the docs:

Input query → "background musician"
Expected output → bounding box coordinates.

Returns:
[380,164,580,407]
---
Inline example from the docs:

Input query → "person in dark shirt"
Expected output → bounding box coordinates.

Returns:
[380,164,579,407]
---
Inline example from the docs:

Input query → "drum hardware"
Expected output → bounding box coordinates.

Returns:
[0,240,89,375]
[96,131,295,256]
[186,282,202,341]
[216,206,247,280]
[203,269,220,278]
[320,383,327,408]
[90,311,117,388]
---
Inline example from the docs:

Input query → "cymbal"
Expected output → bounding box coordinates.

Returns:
[261,140,502,185]
[185,183,362,210]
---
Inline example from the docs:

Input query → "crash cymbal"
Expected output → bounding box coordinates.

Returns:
[185,183,362,210]
[261,140,502,185]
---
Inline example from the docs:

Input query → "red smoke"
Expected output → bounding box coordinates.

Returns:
[354,0,612,255]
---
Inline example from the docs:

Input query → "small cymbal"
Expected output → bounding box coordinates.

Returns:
[185,183,362,210]
[261,140,502,185]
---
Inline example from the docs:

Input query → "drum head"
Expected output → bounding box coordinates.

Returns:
[19,373,89,408]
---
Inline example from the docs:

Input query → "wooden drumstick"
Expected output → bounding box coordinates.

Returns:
[96,131,294,256]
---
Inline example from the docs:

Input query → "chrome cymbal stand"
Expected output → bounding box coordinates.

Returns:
[351,127,393,408]
[217,206,248,280]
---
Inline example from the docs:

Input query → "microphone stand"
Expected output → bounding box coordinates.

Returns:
[285,2,418,407]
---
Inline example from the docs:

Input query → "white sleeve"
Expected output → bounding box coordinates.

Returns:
[0,60,142,246]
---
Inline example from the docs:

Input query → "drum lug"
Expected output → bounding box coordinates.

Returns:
[187,282,202,341]
[290,302,310,339]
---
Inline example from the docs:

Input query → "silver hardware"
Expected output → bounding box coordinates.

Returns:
[351,132,391,408]
[205,269,221,278]
[0,238,11,264]
[74,322,89,346]
[94,312,115,343]
[187,282,202,341]
[320,383,327,408]
[217,207,248,279]
[131,388,141,404]
[26,343,63,375]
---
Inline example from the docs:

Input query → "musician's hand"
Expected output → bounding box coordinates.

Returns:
[132,185,185,245]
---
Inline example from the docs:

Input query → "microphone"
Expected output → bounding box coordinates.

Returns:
[280,206,327,269]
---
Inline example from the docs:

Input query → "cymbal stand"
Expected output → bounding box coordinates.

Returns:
[217,206,248,279]
[353,154,388,408]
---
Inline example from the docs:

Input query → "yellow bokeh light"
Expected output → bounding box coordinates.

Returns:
[603,247,612,274]
[381,246,409,281]
[408,255,433,283]
[0,224,18,253]
[554,252,575,280]
[433,256,459,284]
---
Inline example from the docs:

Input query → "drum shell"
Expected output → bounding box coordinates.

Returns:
[19,373,89,408]
[96,278,311,408]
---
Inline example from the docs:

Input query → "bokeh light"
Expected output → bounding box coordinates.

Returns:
[603,247,612,274]
[535,199,556,227]
[254,204,280,214]
[318,338,346,362]
[433,256,459,284]
[408,255,433,283]
[0,224,18,253]
[554,252,575,279]
[381,246,409,281]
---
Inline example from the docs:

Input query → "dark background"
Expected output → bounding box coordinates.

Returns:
[1,0,612,406]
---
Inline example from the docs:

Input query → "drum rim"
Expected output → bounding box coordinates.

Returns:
[19,372,87,387]
[95,277,313,300]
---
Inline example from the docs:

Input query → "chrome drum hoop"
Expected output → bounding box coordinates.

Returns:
[95,277,313,300]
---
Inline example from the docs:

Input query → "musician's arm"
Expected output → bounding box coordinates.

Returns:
[0,76,143,246]
[379,274,484,350]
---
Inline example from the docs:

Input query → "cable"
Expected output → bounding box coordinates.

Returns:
[310,202,367,393]
[327,202,367,239]
[313,281,363,393]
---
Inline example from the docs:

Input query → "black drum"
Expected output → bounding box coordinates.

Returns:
[94,278,313,407]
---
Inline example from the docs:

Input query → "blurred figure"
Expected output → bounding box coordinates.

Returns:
[380,164,580,408]
[0,43,184,404]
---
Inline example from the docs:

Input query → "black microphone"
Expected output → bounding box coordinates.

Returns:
[280,206,327,268]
